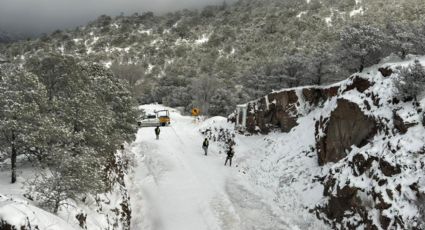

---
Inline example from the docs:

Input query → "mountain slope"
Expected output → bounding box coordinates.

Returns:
[1,0,425,114]
[0,30,13,43]
[2,56,423,229]
[228,56,425,229]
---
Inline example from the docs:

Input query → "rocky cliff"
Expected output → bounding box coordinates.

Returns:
[236,61,425,229]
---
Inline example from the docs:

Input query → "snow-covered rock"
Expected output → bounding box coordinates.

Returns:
[0,194,74,230]
[230,57,425,229]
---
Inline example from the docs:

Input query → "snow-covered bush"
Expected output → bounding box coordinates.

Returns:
[395,60,425,101]
[199,117,235,153]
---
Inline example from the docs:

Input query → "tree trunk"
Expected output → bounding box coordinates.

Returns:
[53,200,60,214]
[316,62,323,85]
[11,133,16,184]
[401,49,407,60]
[359,57,365,72]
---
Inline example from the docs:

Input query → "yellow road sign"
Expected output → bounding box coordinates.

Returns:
[191,108,200,116]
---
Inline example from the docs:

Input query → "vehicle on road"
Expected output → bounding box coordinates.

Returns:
[155,110,170,126]
[138,113,160,127]
[137,109,171,127]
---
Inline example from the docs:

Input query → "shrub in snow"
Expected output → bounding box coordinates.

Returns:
[28,147,106,213]
[395,60,425,101]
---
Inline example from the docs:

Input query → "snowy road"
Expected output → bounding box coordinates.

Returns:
[128,105,290,230]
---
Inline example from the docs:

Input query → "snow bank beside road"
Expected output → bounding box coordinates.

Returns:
[0,194,74,230]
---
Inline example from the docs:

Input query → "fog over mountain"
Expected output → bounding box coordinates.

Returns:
[0,0,234,36]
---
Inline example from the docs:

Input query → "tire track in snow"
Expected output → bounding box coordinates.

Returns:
[130,105,291,230]
[224,181,291,230]
[131,122,223,230]
[163,124,223,230]
[168,119,249,230]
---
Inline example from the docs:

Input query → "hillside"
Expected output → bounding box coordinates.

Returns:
[1,0,425,115]
[129,56,425,229]
[1,0,425,229]
[1,56,425,229]
[0,31,13,43]
[227,56,425,229]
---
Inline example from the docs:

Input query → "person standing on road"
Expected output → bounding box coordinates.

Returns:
[202,138,209,156]
[224,145,234,166]
[155,126,160,140]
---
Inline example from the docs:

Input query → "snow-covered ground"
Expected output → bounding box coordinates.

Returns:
[128,104,327,230]
[0,159,76,229]
[0,150,130,229]
[0,104,327,230]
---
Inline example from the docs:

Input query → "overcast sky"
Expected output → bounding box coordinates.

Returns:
[0,0,233,36]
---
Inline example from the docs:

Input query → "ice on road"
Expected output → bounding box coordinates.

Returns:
[129,105,289,230]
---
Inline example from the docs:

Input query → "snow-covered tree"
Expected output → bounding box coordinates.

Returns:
[23,56,138,212]
[281,53,312,87]
[30,145,105,213]
[309,44,344,85]
[395,60,425,101]
[242,54,313,100]
[340,24,388,72]
[25,53,81,103]
[386,21,420,59]
[84,63,139,146]
[0,64,47,183]
[191,74,221,115]
[152,74,192,108]
[209,87,236,116]
[242,66,273,100]
[110,62,145,97]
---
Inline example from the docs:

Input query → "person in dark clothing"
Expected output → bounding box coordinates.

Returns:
[155,126,160,140]
[224,145,234,166]
[202,138,209,155]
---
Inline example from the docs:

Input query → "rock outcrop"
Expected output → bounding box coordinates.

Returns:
[315,99,377,166]
[243,86,339,134]
[312,72,425,229]
[234,62,425,229]
[241,75,380,165]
